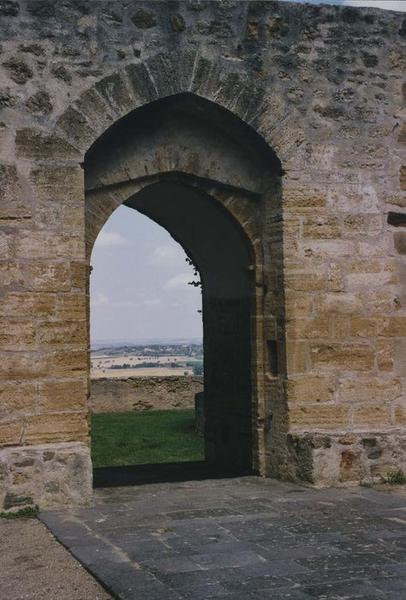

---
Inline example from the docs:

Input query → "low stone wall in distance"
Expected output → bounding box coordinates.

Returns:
[90,376,203,413]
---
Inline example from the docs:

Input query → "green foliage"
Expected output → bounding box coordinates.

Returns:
[0,505,39,519]
[91,409,204,468]
[185,360,204,376]
[386,469,406,485]
[192,363,204,376]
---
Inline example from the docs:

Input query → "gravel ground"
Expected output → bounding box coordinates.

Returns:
[0,517,112,600]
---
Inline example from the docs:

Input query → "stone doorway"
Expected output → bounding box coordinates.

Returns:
[84,93,282,484]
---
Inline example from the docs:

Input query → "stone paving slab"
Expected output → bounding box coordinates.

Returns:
[40,477,406,599]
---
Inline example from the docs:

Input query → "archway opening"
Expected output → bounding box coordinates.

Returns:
[84,91,283,485]
[90,203,206,484]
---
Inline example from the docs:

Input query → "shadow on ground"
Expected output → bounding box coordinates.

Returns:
[93,461,253,487]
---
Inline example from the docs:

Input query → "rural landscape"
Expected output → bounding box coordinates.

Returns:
[90,340,205,469]
[91,341,204,378]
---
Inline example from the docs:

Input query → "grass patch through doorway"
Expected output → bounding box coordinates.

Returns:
[91,409,204,468]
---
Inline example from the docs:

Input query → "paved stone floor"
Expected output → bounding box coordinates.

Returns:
[40,477,406,599]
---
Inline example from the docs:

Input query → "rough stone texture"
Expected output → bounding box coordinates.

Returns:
[41,476,406,600]
[0,0,405,504]
[0,518,111,600]
[90,376,203,413]
[0,442,92,511]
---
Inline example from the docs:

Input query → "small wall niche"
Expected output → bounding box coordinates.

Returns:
[387,212,406,227]
[267,340,279,377]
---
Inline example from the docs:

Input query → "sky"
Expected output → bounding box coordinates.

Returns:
[90,206,202,345]
[280,0,406,10]
[90,0,404,345]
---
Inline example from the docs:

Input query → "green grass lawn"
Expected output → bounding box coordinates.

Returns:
[91,409,204,468]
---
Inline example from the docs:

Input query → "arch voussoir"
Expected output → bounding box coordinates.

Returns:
[54,52,290,168]
[144,50,197,98]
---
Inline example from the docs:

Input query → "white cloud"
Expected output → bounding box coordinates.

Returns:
[163,273,194,291]
[91,292,110,307]
[91,293,136,309]
[95,231,130,248]
[149,245,186,268]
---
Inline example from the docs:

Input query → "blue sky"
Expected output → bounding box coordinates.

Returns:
[90,0,404,345]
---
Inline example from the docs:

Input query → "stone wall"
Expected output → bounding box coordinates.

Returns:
[0,0,405,508]
[90,376,203,413]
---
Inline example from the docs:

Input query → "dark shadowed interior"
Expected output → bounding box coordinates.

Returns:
[127,181,255,474]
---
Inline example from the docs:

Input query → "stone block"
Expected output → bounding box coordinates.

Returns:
[56,294,87,320]
[0,352,48,380]
[285,341,310,374]
[350,317,378,338]
[0,382,37,420]
[311,343,375,371]
[56,107,97,150]
[37,321,87,347]
[338,378,401,404]
[283,188,327,212]
[302,216,341,239]
[379,317,406,337]
[0,262,24,289]
[0,164,32,226]
[339,449,361,482]
[70,261,87,291]
[125,62,158,104]
[285,317,330,340]
[29,164,84,206]
[400,166,406,191]
[289,404,349,430]
[38,378,87,412]
[394,339,406,377]
[24,413,89,444]
[2,292,56,318]
[26,262,70,292]
[0,232,11,259]
[95,73,134,116]
[285,272,330,292]
[346,265,397,288]
[61,207,85,231]
[394,405,406,425]
[377,338,394,372]
[0,422,22,446]
[0,200,32,226]
[15,129,81,161]
[342,214,382,237]
[352,404,390,427]
[0,319,36,350]
[394,232,406,255]
[14,232,84,260]
[287,375,335,404]
[46,350,87,377]
[329,316,350,339]
[301,240,355,259]
[284,291,313,318]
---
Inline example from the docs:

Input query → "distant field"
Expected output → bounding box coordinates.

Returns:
[91,409,204,467]
[91,367,193,379]
[91,353,198,378]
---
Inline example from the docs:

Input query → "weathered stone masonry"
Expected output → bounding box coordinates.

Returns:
[90,376,203,413]
[0,0,405,509]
